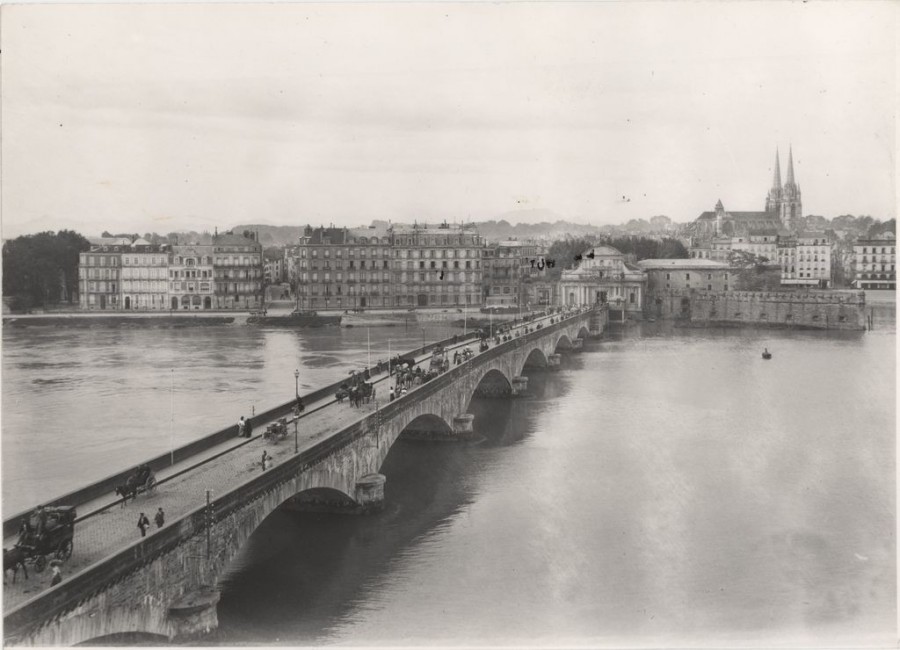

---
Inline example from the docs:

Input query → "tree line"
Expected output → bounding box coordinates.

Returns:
[2,231,91,310]
[543,235,688,280]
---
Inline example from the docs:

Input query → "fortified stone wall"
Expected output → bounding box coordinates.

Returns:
[689,290,865,330]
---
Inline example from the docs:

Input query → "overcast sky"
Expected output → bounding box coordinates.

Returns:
[1,2,896,239]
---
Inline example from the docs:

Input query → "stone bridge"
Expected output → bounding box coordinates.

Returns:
[4,306,605,646]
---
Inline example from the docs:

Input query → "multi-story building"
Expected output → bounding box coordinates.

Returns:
[295,225,394,311]
[284,246,300,292]
[482,240,544,309]
[263,250,284,285]
[212,233,264,309]
[78,237,130,310]
[169,245,215,310]
[637,258,732,318]
[853,234,896,290]
[731,230,778,261]
[120,239,170,310]
[294,223,484,311]
[389,223,484,309]
[559,244,644,317]
[779,231,832,288]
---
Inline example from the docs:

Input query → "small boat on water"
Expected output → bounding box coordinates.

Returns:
[762,349,772,360]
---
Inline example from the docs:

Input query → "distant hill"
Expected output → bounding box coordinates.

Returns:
[476,219,605,242]
[231,225,305,247]
[231,218,606,247]
[231,213,675,247]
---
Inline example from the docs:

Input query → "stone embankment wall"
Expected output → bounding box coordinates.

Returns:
[689,290,865,330]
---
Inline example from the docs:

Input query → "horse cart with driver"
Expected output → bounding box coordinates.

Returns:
[263,417,290,443]
[10,505,77,576]
[115,464,157,505]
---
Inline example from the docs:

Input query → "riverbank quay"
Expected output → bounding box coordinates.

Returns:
[2,308,587,622]
[2,313,239,328]
[1,306,532,329]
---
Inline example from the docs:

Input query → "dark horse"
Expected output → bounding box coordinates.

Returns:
[115,464,151,506]
[4,546,29,585]
[114,482,138,506]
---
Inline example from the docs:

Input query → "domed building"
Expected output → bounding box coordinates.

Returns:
[559,244,644,319]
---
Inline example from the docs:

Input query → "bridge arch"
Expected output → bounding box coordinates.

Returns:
[554,333,574,350]
[77,631,169,647]
[285,486,359,511]
[522,347,549,368]
[37,601,171,647]
[398,413,454,441]
[471,367,513,399]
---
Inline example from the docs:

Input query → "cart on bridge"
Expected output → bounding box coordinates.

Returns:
[14,506,76,573]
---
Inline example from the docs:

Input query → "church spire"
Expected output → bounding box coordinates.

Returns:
[785,145,795,187]
[772,148,782,190]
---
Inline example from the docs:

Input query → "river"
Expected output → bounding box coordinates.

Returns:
[1,311,895,646]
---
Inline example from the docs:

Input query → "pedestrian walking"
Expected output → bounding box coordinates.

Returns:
[154,507,165,529]
[244,417,253,438]
[261,450,269,471]
[237,416,246,438]
[50,563,62,587]
[137,512,150,537]
[389,386,395,402]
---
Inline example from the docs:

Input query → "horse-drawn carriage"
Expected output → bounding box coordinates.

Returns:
[263,417,290,443]
[6,505,77,581]
[430,347,449,372]
[115,464,157,505]
[336,382,375,406]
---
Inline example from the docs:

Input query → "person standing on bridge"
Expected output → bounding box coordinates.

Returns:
[244,417,253,438]
[137,512,150,537]
[389,386,395,402]
[50,562,62,587]
[237,416,246,438]
[155,507,165,529]
[261,450,269,471]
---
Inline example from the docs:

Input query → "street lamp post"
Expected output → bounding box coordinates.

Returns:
[294,369,300,454]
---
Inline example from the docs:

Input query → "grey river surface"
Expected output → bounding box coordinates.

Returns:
[1,314,896,646]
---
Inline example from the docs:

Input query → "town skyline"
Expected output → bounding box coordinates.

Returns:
[2,2,896,240]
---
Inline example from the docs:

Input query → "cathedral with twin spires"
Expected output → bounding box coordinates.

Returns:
[765,147,803,230]
[692,146,802,241]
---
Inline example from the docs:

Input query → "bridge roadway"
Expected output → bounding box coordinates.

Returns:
[2,307,588,615]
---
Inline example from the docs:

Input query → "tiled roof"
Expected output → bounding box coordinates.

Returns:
[727,211,778,220]
[214,233,260,247]
[637,259,731,269]
[695,211,779,222]
[89,237,132,246]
